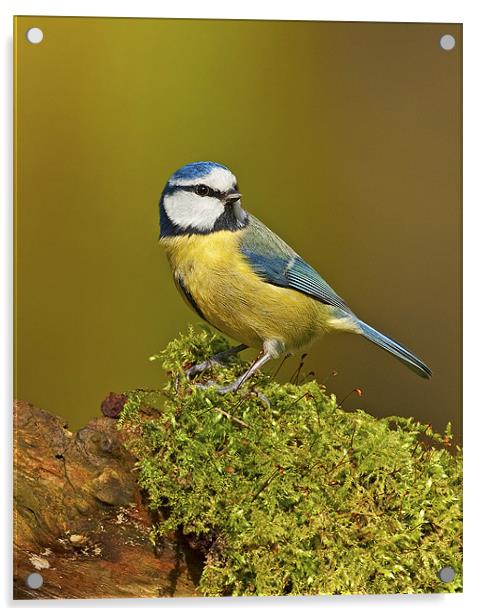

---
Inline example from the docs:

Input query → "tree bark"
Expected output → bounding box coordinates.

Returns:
[13,400,201,600]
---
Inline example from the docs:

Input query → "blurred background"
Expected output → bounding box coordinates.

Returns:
[15,17,461,440]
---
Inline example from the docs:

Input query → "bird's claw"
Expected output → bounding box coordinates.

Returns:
[192,380,242,394]
[192,380,217,390]
[215,383,242,395]
[193,381,271,409]
[253,391,271,408]
[185,360,214,381]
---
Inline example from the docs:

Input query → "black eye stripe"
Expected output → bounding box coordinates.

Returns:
[182,185,225,199]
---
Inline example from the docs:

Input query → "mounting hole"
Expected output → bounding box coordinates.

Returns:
[26,572,44,589]
[26,27,44,44]
[440,34,455,51]
[438,566,456,583]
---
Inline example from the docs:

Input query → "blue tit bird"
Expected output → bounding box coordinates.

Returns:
[159,161,431,393]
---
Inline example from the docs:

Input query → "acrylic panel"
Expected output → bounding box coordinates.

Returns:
[14,16,462,599]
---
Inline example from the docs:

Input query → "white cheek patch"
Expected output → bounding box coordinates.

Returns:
[164,192,224,231]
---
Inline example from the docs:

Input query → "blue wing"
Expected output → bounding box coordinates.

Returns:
[240,215,353,313]
[240,216,432,378]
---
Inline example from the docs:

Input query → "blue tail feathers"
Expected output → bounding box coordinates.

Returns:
[357,320,432,379]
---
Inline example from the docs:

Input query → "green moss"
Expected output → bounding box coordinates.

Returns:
[119,326,462,596]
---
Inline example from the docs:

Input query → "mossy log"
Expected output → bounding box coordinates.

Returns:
[13,327,462,598]
[13,400,201,600]
[122,327,462,596]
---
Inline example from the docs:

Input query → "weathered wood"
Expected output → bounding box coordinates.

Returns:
[13,400,201,600]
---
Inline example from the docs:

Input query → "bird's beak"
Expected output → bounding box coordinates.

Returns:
[224,192,242,205]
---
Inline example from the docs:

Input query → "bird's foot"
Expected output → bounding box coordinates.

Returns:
[253,391,271,408]
[193,381,271,409]
[185,344,248,381]
[215,381,244,395]
[192,380,218,390]
[185,359,217,380]
[192,379,242,394]
[191,349,273,396]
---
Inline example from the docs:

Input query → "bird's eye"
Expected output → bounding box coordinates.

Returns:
[195,184,210,197]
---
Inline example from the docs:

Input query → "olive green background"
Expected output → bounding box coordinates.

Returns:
[14,17,461,440]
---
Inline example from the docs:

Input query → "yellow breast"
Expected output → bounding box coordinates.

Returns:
[161,231,325,352]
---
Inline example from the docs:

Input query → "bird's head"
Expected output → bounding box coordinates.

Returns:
[159,161,248,237]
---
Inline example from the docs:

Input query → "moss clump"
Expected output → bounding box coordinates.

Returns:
[119,326,462,596]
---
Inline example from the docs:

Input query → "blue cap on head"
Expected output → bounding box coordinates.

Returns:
[169,161,229,183]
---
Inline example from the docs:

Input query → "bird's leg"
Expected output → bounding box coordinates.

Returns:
[185,343,247,380]
[213,350,273,395]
